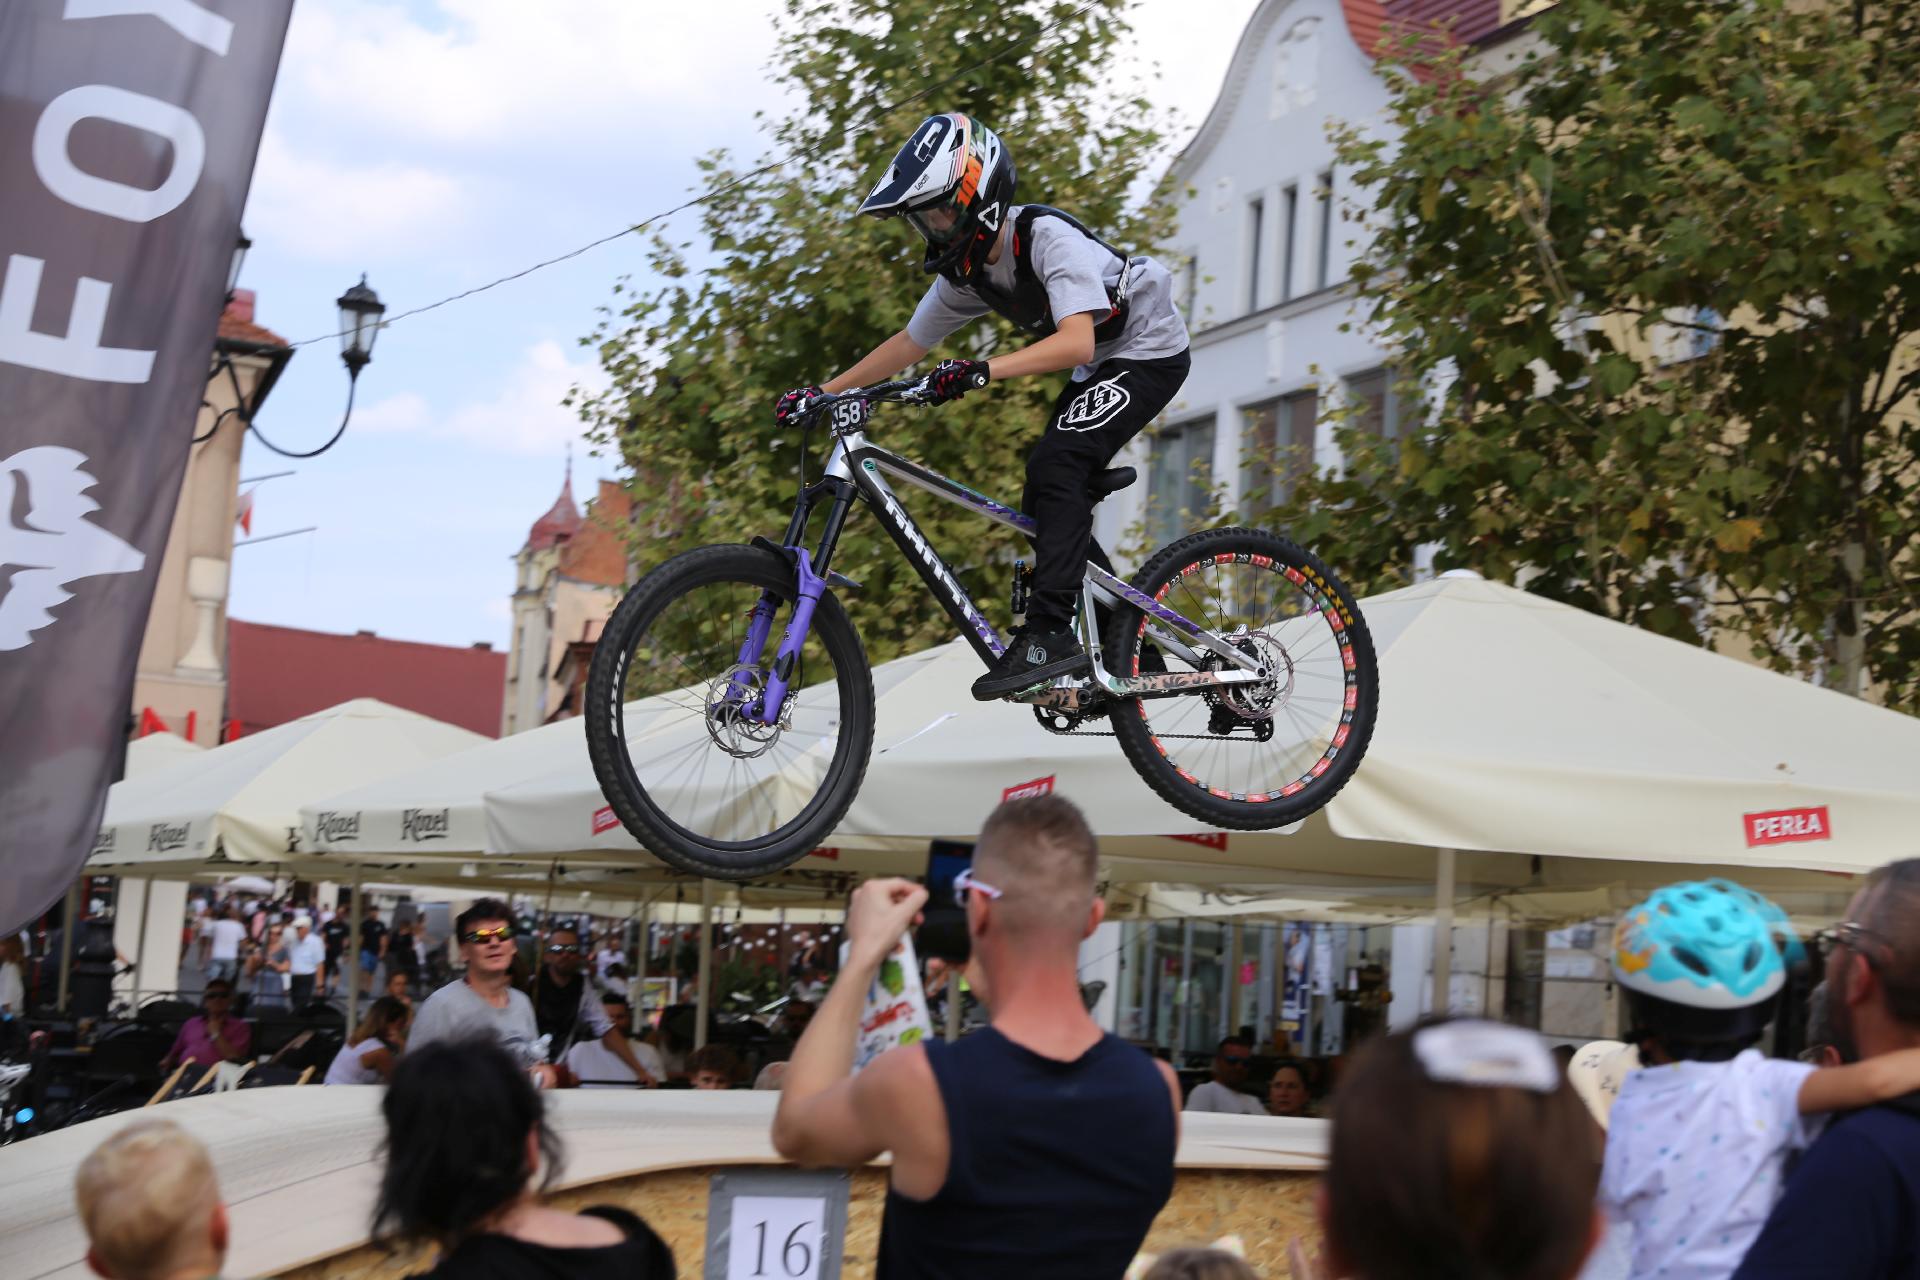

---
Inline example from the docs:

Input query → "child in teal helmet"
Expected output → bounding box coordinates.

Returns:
[1601,879,1920,1279]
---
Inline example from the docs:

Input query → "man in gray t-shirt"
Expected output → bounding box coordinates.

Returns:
[409,899,552,1082]
[776,112,1193,702]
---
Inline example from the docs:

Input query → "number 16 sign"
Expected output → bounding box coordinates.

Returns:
[705,1169,851,1280]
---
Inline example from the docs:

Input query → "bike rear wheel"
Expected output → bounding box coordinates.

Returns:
[1105,527,1378,830]
[585,544,874,879]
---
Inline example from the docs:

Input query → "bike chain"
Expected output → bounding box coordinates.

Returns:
[1029,708,1262,741]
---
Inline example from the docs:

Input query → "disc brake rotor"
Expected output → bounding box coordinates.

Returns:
[702,664,787,759]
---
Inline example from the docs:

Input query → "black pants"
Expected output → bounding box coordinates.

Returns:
[289,973,315,1007]
[1020,349,1191,630]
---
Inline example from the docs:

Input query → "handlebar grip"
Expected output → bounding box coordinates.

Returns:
[969,372,989,389]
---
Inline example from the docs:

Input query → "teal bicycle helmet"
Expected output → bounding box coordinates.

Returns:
[1612,879,1805,1056]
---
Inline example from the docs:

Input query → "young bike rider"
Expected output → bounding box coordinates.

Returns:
[774,113,1192,700]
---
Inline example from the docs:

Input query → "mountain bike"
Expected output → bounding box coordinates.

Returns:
[585,375,1379,879]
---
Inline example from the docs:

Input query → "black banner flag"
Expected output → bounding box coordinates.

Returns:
[0,1,294,931]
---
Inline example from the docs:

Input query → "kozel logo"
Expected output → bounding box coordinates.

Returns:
[1058,373,1131,433]
[400,807,450,842]
[92,828,115,855]
[147,822,189,853]
[315,811,362,843]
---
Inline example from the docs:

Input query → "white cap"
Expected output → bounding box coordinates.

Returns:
[292,915,312,928]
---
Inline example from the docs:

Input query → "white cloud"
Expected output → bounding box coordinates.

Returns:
[273,1,789,153]
[247,130,471,264]
[355,339,604,456]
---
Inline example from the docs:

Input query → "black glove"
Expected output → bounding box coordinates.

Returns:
[927,359,990,404]
[774,385,824,428]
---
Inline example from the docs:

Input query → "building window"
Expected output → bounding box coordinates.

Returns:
[1345,367,1414,440]
[1243,389,1318,510]
[1314,170,1335,292]
[1175,248,1198,318]
[1146,416,1215,548]
[1246,196,1266,313]
[1281,184,1299,302]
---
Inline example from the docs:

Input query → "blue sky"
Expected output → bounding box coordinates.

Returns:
[228,0,1261,649]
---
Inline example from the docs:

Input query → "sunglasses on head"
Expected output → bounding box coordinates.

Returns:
[461,925,513,945]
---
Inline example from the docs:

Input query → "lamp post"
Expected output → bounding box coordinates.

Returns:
[226,233,251,302]
[335,274,384,382]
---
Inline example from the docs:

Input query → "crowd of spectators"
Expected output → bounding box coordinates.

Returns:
[63,798,1920,1279]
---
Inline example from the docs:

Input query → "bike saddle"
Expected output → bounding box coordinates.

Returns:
[1087,466,1137,501]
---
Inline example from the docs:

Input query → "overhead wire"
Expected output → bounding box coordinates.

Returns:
[286,0,1113,352]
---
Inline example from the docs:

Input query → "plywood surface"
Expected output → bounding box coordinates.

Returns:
[0,1088,1324,1278]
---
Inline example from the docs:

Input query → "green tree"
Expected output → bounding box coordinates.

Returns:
[573,0,1175,665]
[1275,0,1920,706]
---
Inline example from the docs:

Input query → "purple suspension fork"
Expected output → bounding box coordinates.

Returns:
[748,547,826,724]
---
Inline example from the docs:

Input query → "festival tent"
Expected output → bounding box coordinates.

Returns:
[471,575,1908,914]
[89,699,486,874]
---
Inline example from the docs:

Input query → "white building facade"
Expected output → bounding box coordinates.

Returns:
[1095,0,1408,562]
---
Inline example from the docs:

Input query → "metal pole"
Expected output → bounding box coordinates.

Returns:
[1226,922,1244,1039]
[1432,847,1457,1015]
[1176,920,1193,1061]
[944,964,963,1042]
[57,880,79,1013]
[131,877,153,1008]
[631,896,650,1038]
[347,867,364,1034]
[694,879,713,1051]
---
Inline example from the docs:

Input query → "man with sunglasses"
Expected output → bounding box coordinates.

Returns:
[530,924,656,1088]
[159,979,250,1072]
[774,794,1182,1278]
[1185,1036,1266,1115]
[409,899,556,1086]
[1738,860,1920,1279]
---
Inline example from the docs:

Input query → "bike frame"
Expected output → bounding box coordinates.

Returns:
[738,400,1268,724]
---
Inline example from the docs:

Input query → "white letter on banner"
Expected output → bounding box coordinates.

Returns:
[33,86,206,224]
[0,256,155,383]
[62,0,232,55]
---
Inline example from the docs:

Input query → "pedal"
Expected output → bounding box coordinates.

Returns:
[1009,559,1031,624]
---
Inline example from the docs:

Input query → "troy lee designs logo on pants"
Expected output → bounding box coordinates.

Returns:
[400,808,450,842]
[1057,372,1130,432]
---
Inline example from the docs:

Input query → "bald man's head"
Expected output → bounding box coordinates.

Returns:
[971,795,1101,947]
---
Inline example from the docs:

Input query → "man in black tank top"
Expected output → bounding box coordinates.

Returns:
[773,795,1182,1278]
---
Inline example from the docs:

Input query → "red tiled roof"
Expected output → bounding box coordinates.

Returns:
[228,620,506,739]
[217,289,289,347]
[1343,0,1389,58]
[526,465,582,553]
[557,481,632,587]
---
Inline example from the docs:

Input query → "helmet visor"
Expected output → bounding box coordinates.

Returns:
[904,193,969,247]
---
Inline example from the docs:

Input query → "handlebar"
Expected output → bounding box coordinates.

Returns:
[794,370,990,432]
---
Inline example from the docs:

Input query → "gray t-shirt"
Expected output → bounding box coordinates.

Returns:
[906,205,1190,381]
[408,979,541,1067]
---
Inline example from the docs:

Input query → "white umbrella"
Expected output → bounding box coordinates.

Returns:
[90,699,486,870]
[124,731,205,776]
[480,574,1912,892]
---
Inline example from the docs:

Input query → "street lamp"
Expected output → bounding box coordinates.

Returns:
[226,232,251,301]
[335,274,385,380]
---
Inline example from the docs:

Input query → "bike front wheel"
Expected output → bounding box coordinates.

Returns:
[585,544,875,879]
[1105,527,1378,830]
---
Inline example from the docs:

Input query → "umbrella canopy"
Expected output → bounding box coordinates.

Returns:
[299,574,1915,897]
[124,731,205,776]
[90,699,486,871]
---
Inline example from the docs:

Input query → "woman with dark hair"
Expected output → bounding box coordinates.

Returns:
[324,996,411,1085]
[1316,1018,1603,1280]
[373,1038,673,1278]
